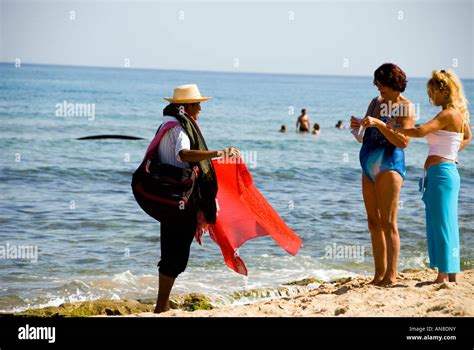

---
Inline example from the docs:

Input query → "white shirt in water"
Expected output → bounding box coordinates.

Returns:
[425,129,463,161]
[156,116,191,169]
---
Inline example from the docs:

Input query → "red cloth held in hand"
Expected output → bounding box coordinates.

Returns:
[206,159,302,275]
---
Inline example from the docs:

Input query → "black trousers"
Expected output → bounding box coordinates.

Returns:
[157,202,197,278]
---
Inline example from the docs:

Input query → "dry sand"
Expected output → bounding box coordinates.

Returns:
[130,269,474,317]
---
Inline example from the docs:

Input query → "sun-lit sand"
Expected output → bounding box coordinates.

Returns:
[4,269,472,318]
[132,269,473,317]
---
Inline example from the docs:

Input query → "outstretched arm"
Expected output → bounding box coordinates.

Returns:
[393,110,450,138]
[179,149,220,162]
[362,103,415,148]
[179,147,240,163]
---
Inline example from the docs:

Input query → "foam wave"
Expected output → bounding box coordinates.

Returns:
[0,250,448,314]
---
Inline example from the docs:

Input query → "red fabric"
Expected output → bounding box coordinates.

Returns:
[208,159,302,275]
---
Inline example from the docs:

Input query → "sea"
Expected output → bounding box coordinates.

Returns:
[0,63,472,312]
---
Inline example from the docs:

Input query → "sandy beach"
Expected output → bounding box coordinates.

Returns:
[144,269,474,317]
[5,269,472,318]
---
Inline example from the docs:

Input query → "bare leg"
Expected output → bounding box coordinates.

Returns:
[362,173,386,285]
[434,272,449,283]
[154,273,175,313]
[375,171,403,287]
[448,273,457,282]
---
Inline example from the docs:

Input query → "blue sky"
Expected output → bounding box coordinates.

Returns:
[1,0,473,78]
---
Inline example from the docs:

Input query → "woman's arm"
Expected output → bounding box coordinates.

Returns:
[362,102,415,148]
[393,110,450,138]
[460,122,472,150]
[350,98,377,129]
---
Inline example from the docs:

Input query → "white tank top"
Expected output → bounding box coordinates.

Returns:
[425,129,463,160]
[156,116,191,169]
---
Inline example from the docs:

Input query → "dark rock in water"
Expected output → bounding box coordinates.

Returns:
[77,135,144,140]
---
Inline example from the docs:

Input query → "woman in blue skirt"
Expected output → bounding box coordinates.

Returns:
[389,70,471,283]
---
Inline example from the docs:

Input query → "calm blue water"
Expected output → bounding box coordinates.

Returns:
[0,63,472,311]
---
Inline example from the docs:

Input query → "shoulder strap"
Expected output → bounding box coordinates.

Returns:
[368,97,378,116]
[143,121,180,160]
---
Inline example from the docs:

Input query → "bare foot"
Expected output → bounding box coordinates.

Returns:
[368,276,384,285]
[433,278,449,283]
[153,306,169,314]
[379,277,397,287]
[434,273,449,284]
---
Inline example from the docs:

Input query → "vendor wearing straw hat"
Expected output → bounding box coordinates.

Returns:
[154,84,240,313]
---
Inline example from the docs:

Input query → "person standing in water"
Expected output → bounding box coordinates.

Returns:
[296,109,310,132]
[388,70,471,283]
[350,63,414,286]
[154,84,240,313]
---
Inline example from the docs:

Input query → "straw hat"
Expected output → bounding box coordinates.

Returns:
[164,84,211,103]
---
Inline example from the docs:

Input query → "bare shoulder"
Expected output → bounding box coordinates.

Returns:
[446,108,464,127]
[394,96,414,122]
[435,109,465,132]
[399,96,414,114]
[399,95,411,104]
[436,108,457,120]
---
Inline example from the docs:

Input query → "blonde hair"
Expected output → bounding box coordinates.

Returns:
[427,69,470,125]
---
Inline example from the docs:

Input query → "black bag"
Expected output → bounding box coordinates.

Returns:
[131,122,198,222]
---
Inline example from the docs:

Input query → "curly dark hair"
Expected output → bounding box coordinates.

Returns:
[373,63,407,92]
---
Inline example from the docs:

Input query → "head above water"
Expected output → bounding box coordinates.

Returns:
[427,69,470,123]
[373,63,407,97]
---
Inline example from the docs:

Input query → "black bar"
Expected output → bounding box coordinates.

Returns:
[0,317,472,346]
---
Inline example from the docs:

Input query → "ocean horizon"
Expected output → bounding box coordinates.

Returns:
[6,61,470,81]
[0,62,472,312]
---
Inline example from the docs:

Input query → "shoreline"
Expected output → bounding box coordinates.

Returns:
[2,269,473,318]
